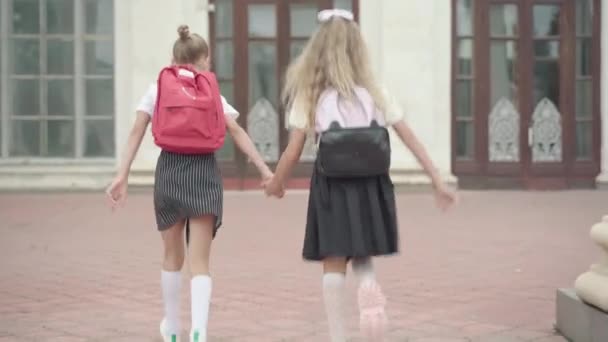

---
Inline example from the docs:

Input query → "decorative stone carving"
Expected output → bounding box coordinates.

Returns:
[575,216,608,312]
[247,98,279,162]
[489,97,520,162]
[531,98,562,162]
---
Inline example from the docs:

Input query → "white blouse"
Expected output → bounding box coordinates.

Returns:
[287,88,405,131]
[136,83,239,120]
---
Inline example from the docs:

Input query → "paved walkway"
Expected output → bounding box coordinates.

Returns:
[0,190,605,341]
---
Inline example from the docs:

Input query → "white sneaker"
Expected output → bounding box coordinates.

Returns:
[160,318,180,342]
[358,281,388,341]
[190,329,206,342]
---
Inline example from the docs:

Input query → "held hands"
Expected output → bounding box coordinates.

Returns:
[262,172,285,199]
[106,175,128,210]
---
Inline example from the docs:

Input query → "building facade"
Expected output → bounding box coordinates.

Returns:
[0,0,604,190]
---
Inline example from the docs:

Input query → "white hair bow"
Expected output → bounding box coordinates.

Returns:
[317,9,354,22]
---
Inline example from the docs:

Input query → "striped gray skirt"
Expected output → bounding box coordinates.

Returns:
[154,151,223,235]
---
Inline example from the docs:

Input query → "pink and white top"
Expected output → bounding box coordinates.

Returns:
[287,87,404,133]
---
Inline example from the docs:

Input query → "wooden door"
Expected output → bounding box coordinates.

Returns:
[452,0,601,189]
[210,0,358,189]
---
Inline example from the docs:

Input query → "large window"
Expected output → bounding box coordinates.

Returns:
[0,0,114,159]
[451,0,601,187]
[209,0,358,180]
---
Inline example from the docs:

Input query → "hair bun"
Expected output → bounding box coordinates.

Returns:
[177,25,190,40]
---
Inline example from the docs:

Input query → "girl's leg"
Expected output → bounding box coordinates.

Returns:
[352,257,388,341]
[351,257,376,285]
[187,215,215,342]
[322,257,348,342]
[160,220,187,340]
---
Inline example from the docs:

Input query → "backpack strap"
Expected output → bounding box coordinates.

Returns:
[153,66,174,118]
[198,71,225,120]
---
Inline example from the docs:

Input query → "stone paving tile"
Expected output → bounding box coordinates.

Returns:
[0,190,603,341]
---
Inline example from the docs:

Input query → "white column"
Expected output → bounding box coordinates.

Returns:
[430,0,454,181]
[113,0,132,169]
[359,0,384,81]
[376,0,454,184]
[598,2,608,184]
[119,0,211,182]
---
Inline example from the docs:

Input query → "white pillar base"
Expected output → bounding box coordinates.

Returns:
[596,173,608,188]
[575,216,608,312]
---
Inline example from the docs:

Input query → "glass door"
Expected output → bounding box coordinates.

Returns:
[453,0,600,188]
[526,1,568,181]
[210,0,357,188]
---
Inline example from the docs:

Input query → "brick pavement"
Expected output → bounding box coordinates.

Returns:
[0,190,605,341]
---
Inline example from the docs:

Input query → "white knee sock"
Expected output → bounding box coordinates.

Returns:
[323,273,346,342]
[352,257,376,286]
[161,270,182,335]
[191,275,212,340]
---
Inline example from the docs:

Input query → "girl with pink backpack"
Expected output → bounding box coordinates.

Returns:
[106,25,273,342]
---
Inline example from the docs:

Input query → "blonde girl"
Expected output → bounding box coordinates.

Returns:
[264,9,457,342]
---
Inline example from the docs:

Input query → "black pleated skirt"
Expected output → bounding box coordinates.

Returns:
[154,151,223,236]
[302,165,400,261]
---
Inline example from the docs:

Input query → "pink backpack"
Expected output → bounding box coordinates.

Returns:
[152,65,226,154]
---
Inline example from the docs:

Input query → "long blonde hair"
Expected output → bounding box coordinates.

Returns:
[282,16,386,129]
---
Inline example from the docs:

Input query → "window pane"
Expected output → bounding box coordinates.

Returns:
[47,39,74,74]
[86,79,113,116]
[490,4,518,37]
[85,40,113,75]
[576,80,592,118]
[290,41,307,61]
[333,0,352,12]
[11,79,40,116]
[85,0,113,34]
[456,0,473,36]
[219,81,234,104]
[576,0,593,36]
[248,42,277,107]
[533,60,560,105]
[456,121,474,159]
[533,5,560,37]
[248,4,276,38]
[215,0,233,38]
[10,120,40,156]
[290,4,317,37]
[456,80,472,118]
[48,120,74,157]
[214,41,233,79]
[216,81,234,160]
[534,41,559,58]
[216,135,235,160]
[577,38,592,76]
[85,120,114,157]
[48,79,74,116]
[12,0,40,34]
[47,0,74,34]
[457,39,473,76]
[11,39,40,74]
[217,81,235,159]
[575,122,592,160]
[490,40,518,106]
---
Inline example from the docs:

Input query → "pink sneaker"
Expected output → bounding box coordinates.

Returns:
[357,281,388,341]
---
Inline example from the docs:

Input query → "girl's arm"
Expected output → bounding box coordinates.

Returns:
[266,129,307,192]
[392,120,442,188]
[116,112,150,179]
[226,117,273,179]
[106,111,150,208]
